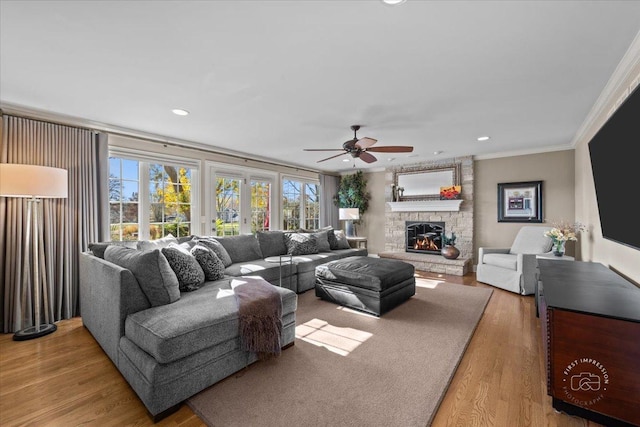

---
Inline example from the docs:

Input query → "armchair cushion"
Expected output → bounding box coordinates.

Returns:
[509,226,553,254]
[482,253,518,270]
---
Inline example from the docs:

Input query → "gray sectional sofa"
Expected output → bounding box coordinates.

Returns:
[79,228,366,420]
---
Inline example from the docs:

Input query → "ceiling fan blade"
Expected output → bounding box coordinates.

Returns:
[366,146,414,153]
[358,151,377,163]
[303,148,345,151]
[317,152,348,163]
[355,137,377,149]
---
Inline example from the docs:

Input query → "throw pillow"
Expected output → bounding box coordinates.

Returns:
[88,240,136,259]
[104,246,180,306]
[312,230,331,252]
[162,243,205,292]
[193,236,233,267]
[333,230,351,249]
[137,234,178,251]
[256,230,287,257]
[284,232,318,256]
[216,234,263,263]
[191,244,225,281]
[326,228,340,250]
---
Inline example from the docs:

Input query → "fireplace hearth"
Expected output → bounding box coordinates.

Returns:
[406,221,445,255]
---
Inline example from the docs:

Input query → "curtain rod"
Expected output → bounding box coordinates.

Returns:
[1,108,321,175]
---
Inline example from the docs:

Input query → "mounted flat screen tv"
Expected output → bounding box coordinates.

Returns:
[588,84,640,251]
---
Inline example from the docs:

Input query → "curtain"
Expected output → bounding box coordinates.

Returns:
[0,114,108,333]
[319,173,339,229]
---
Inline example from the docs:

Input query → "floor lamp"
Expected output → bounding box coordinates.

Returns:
[0,164,68,341]
[339,208,360,237]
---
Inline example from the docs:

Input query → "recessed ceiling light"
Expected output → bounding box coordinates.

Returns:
[172,109,189,116]
[383,0,406,4]
[343,158,350,162]
[477,136,490,141]
[433,150,443,155]
[387,158,395,162]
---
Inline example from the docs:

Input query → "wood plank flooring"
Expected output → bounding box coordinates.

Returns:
[0,272,602,426]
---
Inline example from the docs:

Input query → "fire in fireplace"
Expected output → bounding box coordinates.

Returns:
[406,221,445,255]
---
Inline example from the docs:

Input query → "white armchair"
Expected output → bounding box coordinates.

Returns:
[476,226,553,295]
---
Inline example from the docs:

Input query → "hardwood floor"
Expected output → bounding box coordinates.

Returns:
[0,272,602,426]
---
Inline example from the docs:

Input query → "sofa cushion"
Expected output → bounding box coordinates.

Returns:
[224,258,296,283]
[124,279,297,364]
[193,236,233,267]
[216,234,264,263]
[331,230,351,249]
[285,232,318,255]
[162,243,205,292]
[104,246,180,306]
[256,230,287,257]
[137,234,178,251]
[191,244,225,281]
[312,230,331,252]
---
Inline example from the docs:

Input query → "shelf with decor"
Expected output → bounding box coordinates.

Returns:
[386,200,463,212]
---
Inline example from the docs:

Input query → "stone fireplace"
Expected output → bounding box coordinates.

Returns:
[406,221,444,255]
[379,156,474,276]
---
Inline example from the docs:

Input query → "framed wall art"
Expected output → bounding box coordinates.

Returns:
[497,181,543,223]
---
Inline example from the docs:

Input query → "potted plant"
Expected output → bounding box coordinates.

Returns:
[333,171,371,236]
[441,231,460,259]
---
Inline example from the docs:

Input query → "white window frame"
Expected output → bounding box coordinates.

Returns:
[205,161,278,235]
[109,147,200,240]
[281,174,321,231]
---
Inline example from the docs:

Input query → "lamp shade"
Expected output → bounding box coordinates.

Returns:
[339,208,360,221]
[0,164,68,198]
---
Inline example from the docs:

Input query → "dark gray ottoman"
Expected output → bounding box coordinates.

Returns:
[315,256,415,316]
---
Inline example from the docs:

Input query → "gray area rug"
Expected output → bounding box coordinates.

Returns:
[188,281,493,427]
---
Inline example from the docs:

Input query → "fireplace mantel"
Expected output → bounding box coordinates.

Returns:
[386,200,463,212]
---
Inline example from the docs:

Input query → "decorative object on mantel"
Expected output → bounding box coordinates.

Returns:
[441,231,460,259]
[543,221,587,257]
[439,185,461,200]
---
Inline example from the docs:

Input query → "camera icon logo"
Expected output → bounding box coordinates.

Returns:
[571,372,601,391]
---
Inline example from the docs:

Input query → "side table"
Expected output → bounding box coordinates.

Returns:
[347,236,367,249]
[264,255,293,288]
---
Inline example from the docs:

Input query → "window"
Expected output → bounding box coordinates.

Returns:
[109,154,197,241]
[209,164,276,235]
[109,158,140,241]
[149,164,193,239]
[282,178,319,231]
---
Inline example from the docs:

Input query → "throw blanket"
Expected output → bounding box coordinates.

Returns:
[232,277,283,360]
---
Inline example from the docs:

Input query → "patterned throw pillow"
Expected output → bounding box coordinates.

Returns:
[191,244,225,281]
[284,233,318,256]
[161,243,205,292]
[193,237,233,267]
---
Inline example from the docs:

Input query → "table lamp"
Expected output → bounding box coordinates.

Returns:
[0,163,68,340]
[339,208,359,237]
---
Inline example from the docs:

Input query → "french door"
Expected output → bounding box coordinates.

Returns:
[207,163,276,235]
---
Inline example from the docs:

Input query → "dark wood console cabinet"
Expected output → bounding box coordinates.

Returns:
[537,259,640,427]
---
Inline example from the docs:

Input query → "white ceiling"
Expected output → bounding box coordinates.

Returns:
[1,1,639,173]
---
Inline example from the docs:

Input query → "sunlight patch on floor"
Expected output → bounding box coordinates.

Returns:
[295,318,372,356]
[415,277,443,289]
[335,306,380,319]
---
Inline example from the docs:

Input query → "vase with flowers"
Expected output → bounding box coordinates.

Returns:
[543,221,587,256]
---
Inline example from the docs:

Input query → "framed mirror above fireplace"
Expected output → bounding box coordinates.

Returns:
[394,164,461,201]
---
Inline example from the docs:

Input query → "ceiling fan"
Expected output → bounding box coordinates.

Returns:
[304,125,414,164]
